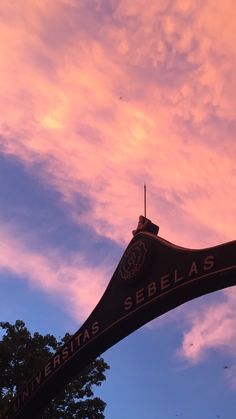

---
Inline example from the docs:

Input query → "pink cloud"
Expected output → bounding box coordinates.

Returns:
[180,298,236,363]
[0,0,235,248]
[0,224,109,321]
[178,287,236,387]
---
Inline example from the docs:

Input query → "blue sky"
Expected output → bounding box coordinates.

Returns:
[1,1,236,418]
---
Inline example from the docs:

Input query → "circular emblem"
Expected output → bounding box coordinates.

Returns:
[119,240,148,281]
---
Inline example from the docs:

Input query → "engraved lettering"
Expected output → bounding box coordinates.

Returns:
[13,398,20,412]
[35,371,42,385]
[161,274,170,289]
[83,329,90,343]
[92,321,100,335]
[75,333,83,347]
[62,346,69,361]
[136,288,145,304]
[53,354,61,369]
[22,387,29,402]
[189,261,198,277]
[204,255,214,271]
[44,362,52,377]
[124,296,133,311]
[148,281,157,297]
[174,269,183,283]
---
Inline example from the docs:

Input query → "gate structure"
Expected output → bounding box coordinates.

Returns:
[4,216,236,418]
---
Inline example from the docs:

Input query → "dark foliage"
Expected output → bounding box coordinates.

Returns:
[0,321,109,418]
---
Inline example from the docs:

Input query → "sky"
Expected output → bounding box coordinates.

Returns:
[0,0,236,417]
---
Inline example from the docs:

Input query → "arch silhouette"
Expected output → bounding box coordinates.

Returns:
[5,216,236,418]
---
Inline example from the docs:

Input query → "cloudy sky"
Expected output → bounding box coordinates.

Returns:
[1,0,236,417]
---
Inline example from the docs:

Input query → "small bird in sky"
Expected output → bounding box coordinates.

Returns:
[223,365,229,369]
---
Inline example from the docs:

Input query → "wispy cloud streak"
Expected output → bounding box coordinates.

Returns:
[0,0,235,245]
[0,224,109,321]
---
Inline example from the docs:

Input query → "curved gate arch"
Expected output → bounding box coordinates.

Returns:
[5,216,236,418]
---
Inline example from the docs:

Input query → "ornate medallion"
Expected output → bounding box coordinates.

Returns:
[119,240,148,281]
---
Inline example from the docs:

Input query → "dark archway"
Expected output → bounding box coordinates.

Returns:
[5,216,236,418]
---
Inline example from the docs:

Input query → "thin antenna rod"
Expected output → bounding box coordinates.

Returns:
[144,183,147,218]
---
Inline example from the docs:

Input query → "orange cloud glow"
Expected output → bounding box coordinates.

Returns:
[1,0,236,369]
[1,0,235,246]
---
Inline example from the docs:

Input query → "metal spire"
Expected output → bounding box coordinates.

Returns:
[144,183,147,218]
